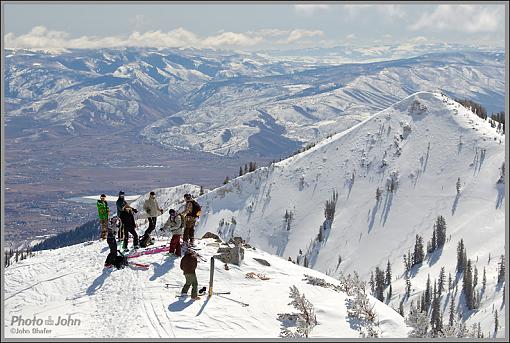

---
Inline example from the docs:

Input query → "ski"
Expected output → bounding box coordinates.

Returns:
[175,294,201,300]
[129,262,150,269]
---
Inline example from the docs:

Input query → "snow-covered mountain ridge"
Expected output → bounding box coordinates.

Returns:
[183,91,505,336]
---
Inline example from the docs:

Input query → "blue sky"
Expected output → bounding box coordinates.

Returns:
[4,3,506,50]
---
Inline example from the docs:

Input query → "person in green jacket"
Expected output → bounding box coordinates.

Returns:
[96,194,110,240]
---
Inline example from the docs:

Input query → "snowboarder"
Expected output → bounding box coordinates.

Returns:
[180,250,199,300]
[140,191,164,247]
[161,209,183,256]
[182,193,201,247]
[96,194,110,240]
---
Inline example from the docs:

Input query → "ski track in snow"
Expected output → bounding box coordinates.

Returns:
[5,237,410,338]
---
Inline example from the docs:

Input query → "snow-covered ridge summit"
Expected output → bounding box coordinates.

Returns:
[183,91,505,336]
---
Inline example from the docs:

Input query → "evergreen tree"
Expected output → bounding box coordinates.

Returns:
[420,292,426,313]
[448,272,452,291]
[435,216,447,248]
[497,254,505,284]
[413,234,424,266]
[456,239,466,273]
[406,302,429,337]
[425,274,432,310]
[494,310,498,333]
[448,295,455,327]
[473,266,478,290]
[387,284,392,300]
[405,276,412,299]
[385,260,392,286]
[244,164,248,174]
[407,250,413,271]
[430,226,437,253]
[482,267,487,289]
[456,177,461,194]
[399,301,405,317]
[199,185,204,196]
[438,267,446,297]
[374,267,385,302]
[430,291,443,336]
[375,187,382,202]
[239,167,243,176]
[463,259,474,310]
[369,271,375,295]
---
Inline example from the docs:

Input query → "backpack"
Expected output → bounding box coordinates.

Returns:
[114,250,128,269]
[188,200,202,217]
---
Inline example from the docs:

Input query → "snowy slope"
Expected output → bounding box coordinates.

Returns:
[4,238,409,338]
[169,92,504,336]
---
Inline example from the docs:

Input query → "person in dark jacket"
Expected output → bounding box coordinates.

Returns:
[117,191,139,250]
[182,193,201,247]
[116,191,127,241]
[104,215,119,267]
[180,250,199,300]
[96,194,110,240]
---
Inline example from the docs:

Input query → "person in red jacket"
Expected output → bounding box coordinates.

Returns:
[180,250,199,300]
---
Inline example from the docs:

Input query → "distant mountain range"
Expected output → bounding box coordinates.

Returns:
[5,46,505,158]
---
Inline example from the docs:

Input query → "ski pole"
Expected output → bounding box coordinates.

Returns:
[215,293,249,307]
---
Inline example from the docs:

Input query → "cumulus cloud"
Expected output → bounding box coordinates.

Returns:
[410,5,503,33]
[4,26,325,49]
[294,4,330,15]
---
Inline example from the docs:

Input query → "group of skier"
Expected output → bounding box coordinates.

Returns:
[96,191,202,299]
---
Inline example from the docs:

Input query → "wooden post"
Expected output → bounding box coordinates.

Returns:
[209,256,215,297]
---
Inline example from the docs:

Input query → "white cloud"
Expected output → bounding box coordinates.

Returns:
[410,5,503,33]
[294,4,330,15]
[284,29,324,44]
[4,26,325,49]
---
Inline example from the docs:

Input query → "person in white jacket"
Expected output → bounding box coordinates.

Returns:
[161,209,183,256]
[140,191,163,247]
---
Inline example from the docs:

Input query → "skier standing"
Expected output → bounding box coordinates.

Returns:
[117,191,139,250]
[182,193,201,247]
[180,250,199,300]
[140,191,163,247]
[161,209,183,256]
[96,194,110,240]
